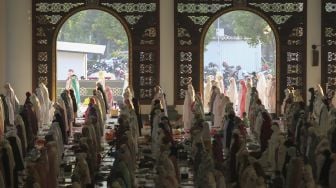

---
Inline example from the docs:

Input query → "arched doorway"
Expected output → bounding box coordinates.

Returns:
[55,9,129,103]
[174,1,306,115]
[201,9,279,115]
[33,1,160,104]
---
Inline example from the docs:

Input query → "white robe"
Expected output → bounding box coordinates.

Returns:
[39,83,51,124]
[213,94,228,128]
[267,78,276,113]
[204,76,212,113]
[245,82,252,116]
[5,96,15,125]
[30,94,42,128]
[227,78,238,110]
[256,73,267,106]
[183,84,195,130]
[216,73,225,94]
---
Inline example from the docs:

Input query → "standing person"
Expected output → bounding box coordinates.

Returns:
[66,69,81,106]
[239,80,247,118]
[183,82,195,132]
[69,89,78,122]
[204,75,213,113]
[245,77,253,116]
[267,74,276,113]
[65,69,74,90]
[71,74,81,106]
[208,82,220,116]
[3,83,19,126]
[227,77,238,111]
[256,72,267,106]
[152,85,168,118]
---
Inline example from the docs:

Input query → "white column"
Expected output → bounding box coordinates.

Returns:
[141,0,175,114]
[0,0,6,93]
[160,0,174,105]
[6,0,32,102]
[306,0,321,96]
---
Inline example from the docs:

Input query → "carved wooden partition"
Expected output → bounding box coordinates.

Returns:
[322,0,336,95]
[32,0,160,104]
[174,0,307,113]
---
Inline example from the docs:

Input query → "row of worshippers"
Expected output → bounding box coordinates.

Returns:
[106,86,144,188]
[23,82,89,188]
[0,79,112,187]
[278,85,336,188]
[67,82,133,187]
[147,85,180,188]
[107,84,182,187]
[0,82,56,188]
[183,80,336,187]
[204,72,276,117]
[70,82,111,187]
[182,82,227,188]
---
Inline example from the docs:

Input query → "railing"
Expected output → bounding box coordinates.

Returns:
[57,80,125,103]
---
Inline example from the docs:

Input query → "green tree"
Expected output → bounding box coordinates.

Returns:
[204,11,275,48]
[57,10,128,59]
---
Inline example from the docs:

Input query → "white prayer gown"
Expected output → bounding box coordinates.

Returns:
[30,94,42,128]
[256,73,267,106]
[183,84,195,131]
[35,88,46,125]
[216,73,225,94]
[15,115,27,154]
[204,76,212,113]
[319,103,329,135]
[39,83,51,124]
[267,78,276,113]
[213,94,228,128]
[245,81,252,116]
[5,83,20,114]
[227,77,238,110]
[254,107,263,140]
[5,96,15,125]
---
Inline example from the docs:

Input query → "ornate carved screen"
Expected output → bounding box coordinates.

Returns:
[174,0,307,112]
[322,0,336,95]
[32,0,160,104]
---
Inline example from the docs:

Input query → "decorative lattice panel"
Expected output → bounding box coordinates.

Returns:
[174,0,307,112]
[322,0,336,95]
[32,0,160,104]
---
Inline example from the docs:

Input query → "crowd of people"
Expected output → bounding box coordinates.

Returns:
[182,79,336,187]
[0,73,336,187]
[204,70,276,116]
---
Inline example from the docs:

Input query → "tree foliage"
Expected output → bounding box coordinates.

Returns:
[205,10,275,47]
[57,10,128,59]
